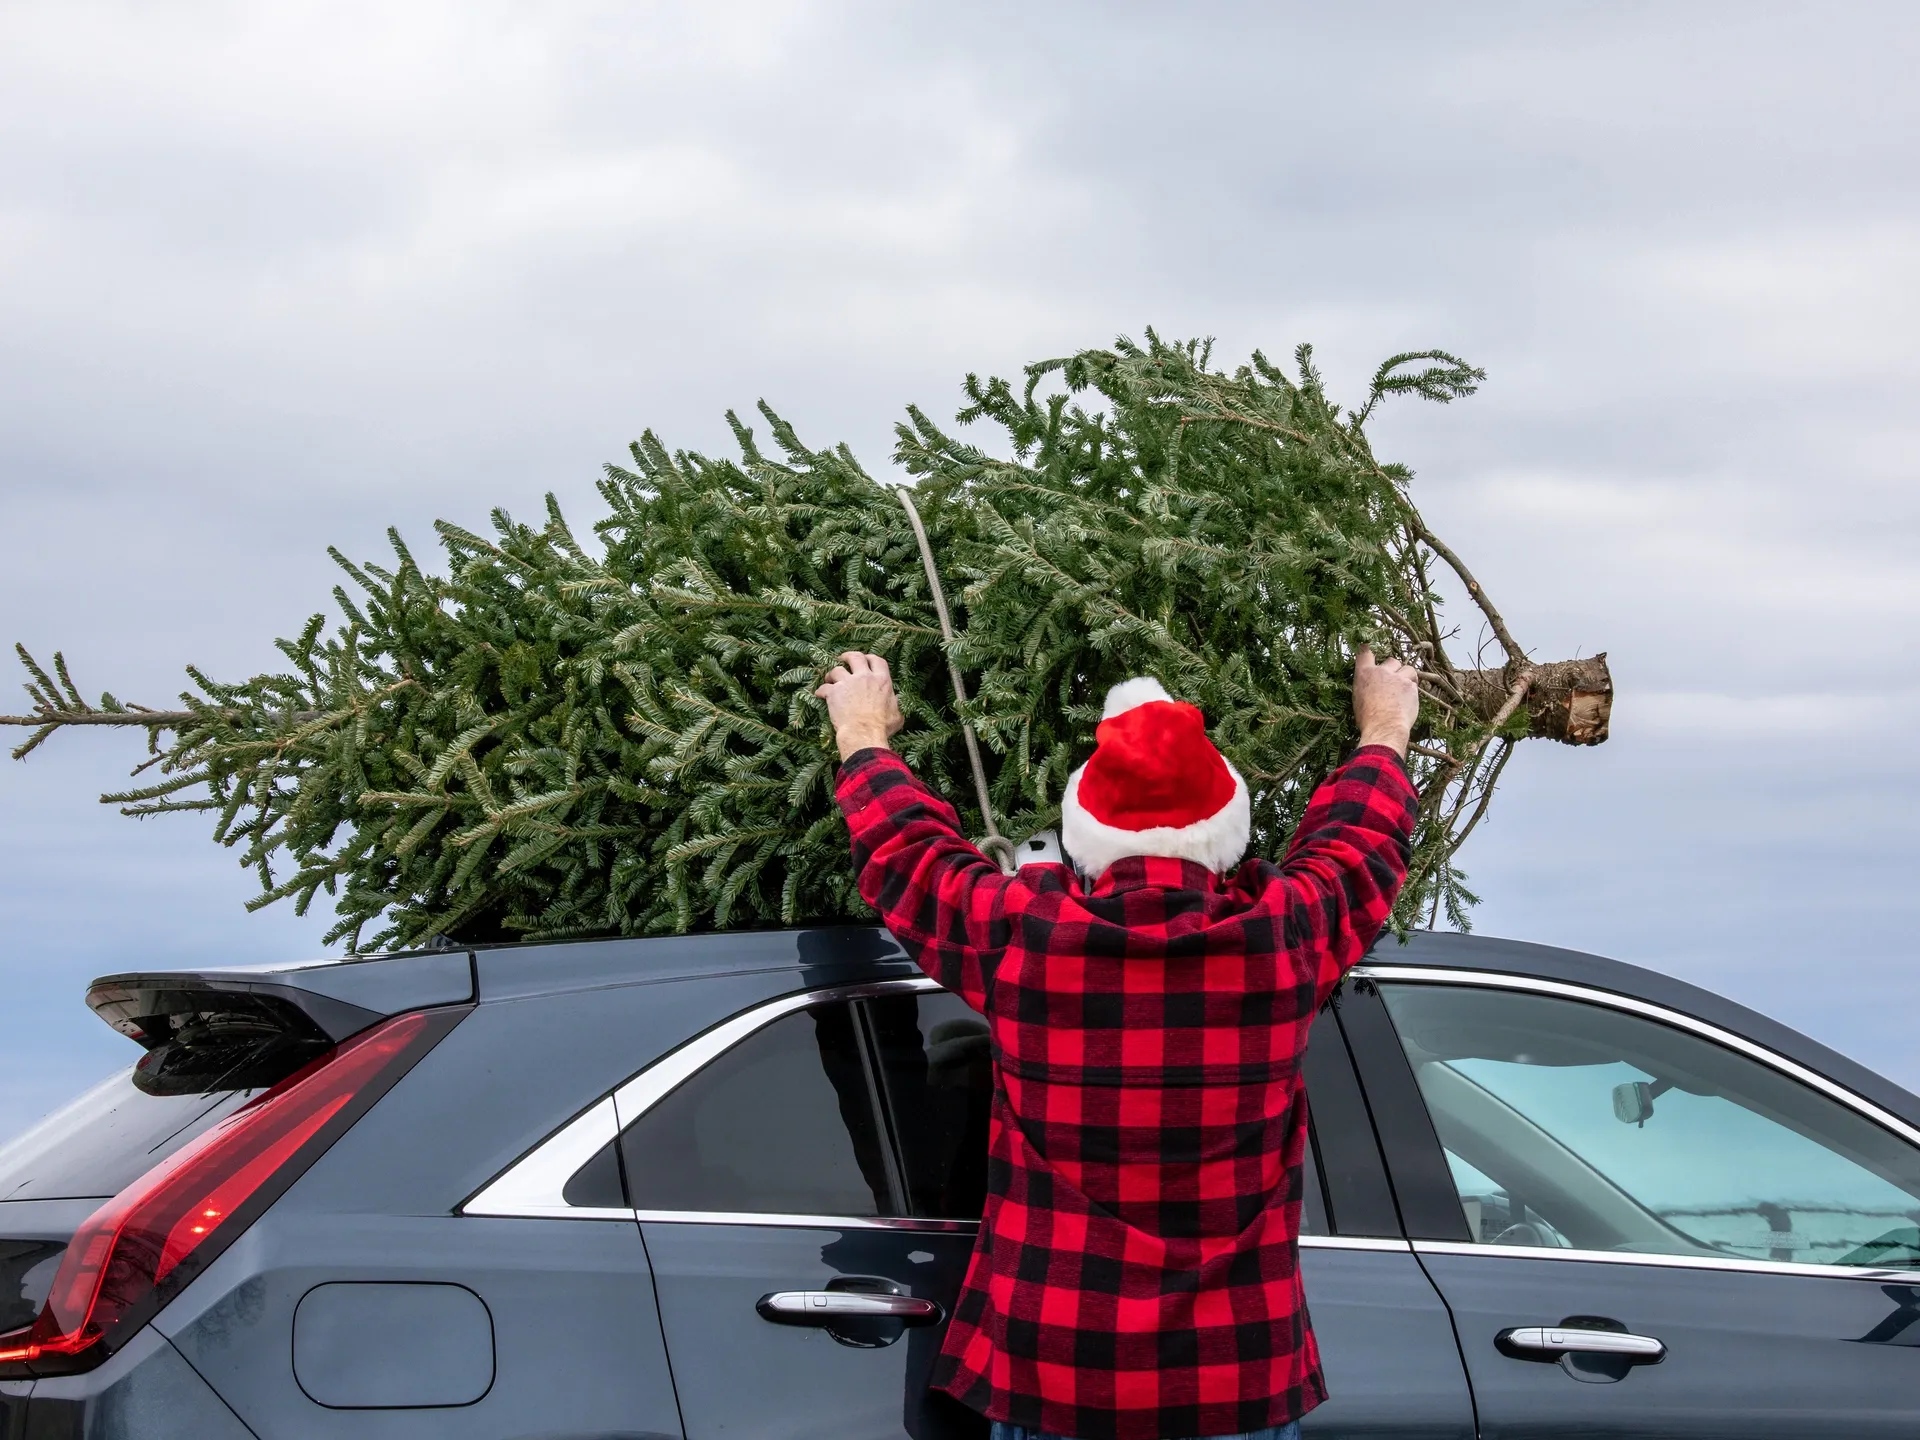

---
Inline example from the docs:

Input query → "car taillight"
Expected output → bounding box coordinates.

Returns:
[0,1006,463,1378]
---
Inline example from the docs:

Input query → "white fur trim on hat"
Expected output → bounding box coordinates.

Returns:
[1060,758,1251,879]
[1101,676,1174,718]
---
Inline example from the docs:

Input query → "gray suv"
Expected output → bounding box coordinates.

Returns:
[2,928,1917,1439]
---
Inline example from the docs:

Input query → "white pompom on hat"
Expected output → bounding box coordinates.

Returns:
[1059,677,1251,879]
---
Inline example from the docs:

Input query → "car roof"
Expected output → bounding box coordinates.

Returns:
[91,925,1920,1132]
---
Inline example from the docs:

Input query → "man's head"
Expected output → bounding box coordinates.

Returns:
[1059,677,1250,879]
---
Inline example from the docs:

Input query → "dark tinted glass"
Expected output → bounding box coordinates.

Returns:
[0,1240,64,1331]
[0,1070,253,1203]
[620,1003,891,1216]
[563,1138,627,1209]
[865,991,992,1219]
[1300,1128,1329,1237]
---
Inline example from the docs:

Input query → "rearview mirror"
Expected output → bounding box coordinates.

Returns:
[1611,1079,1675,1126]
[1612,1080,1655,1125]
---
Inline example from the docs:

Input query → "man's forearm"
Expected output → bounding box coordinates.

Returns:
[1356,724,1411,758]
[835,724,894,761]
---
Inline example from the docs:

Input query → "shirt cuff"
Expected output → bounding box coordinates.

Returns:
[1350,742,1414,780]
[836,746,902,778]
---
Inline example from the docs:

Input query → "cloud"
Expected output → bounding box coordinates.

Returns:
[4,1,1920,1136]
[1632,689,1920,740]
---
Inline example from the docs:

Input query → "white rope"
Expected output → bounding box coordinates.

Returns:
[890,485,1018,875]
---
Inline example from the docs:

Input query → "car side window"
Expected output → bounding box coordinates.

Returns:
[864,990,992,1219]
[618,1001,893,1217]
[1379,982,1920,1268]
[865,987,1331,1234]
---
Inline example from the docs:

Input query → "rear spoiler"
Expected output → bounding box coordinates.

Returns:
[86,950,475,1051]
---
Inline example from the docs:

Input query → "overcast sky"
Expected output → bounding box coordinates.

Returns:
[3,2,1917,1140]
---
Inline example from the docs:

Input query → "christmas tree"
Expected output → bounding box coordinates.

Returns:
[6,333,1610,952]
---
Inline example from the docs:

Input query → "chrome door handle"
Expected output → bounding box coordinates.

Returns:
[1498,1326,1666,1361]
[758,1291,943,1325]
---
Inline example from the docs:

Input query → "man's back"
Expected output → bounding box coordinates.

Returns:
[816,650,1420,1440]
[835,744,1415,1440]
[989,856,1328,1245]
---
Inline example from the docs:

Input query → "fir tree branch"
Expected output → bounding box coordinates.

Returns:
[1401,514,1525,666]
[9,331,1609,945]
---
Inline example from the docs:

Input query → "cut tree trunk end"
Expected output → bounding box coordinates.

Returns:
[1456,654,1612,745]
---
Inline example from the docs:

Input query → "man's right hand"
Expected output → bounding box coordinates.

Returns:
[815,651,907,761]
[1353,646,1419,758]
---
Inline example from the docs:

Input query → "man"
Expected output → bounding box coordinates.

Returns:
[815,650,1420,1440]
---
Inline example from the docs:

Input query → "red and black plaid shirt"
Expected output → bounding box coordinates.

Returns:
[836,745,1418,1440]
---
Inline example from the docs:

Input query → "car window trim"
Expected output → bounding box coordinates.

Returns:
[1301,1235,1412,1253]
[632,1210,977,1231]
[1411,1238,1920,1284]
[1355,963,1920,1284]
[462,978,938,1221]
[462,1094,628,1220]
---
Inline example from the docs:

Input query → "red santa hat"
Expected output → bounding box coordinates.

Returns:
[1060,677,1251,878]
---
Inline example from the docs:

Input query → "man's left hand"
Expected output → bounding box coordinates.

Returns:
[816,651,906,760]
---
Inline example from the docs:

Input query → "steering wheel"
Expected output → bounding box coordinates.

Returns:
[1490,1220,1557,1248]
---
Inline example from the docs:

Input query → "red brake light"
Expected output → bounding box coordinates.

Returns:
[0,1007,459,1377]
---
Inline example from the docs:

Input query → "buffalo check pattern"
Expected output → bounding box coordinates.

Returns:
[835,745,1418,1440]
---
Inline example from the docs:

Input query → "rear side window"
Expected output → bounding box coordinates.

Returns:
[619,1003,891,1216]
[589,986,1328,1230]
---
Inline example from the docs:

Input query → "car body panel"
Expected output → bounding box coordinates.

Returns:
[1349,947,1920,1437]
[279,975,772,1218]
[643,1219,980,1440]
[157,1211,679,1440]
[21,1325,256,1440]
[469,925,914,1003]
[1419,1249,1920,1438]
[1294,1244,1475,1438]
[0,1381,29,1440]
[8,925,1917,1436]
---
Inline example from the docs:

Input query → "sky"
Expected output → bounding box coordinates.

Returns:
[3,1,1917,1140]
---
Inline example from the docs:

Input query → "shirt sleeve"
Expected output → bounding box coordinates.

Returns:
[1265,744,1420,1004]
[834,748,1021,1014]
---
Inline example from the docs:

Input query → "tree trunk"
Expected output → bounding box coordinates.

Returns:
[1456,653,1612,745]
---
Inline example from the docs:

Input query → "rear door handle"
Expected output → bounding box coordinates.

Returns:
[758,1291,943,1326]
[1498,1326,1666,1362]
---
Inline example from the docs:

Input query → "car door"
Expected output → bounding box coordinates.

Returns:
[866,984,1474,1439]
[627,973,1473,1440]
[625,978,983,1440]
[1295,989,1477,1438]
[1343,966,1920,1439]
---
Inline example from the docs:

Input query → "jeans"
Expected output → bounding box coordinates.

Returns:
[989,1425,1301,1440]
